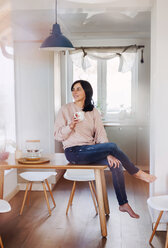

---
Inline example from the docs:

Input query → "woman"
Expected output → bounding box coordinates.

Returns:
[54,80,156,219]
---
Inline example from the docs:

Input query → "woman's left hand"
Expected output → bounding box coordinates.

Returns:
[107,155,121,168]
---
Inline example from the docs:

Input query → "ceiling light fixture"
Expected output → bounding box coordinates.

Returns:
[40,0,74,51]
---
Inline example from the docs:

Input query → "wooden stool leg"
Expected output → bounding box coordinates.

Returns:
[66,181,76,215]
[0,170,4,199]
[149,211,164,244]
[89,181,98,215]
[100,170,110,215]
[45,179,56,208]
[26,182,32,206]
[165,225,168,248]
[20,182,30,215]
[94,169,107,237]
[42,182,51,216]
[0,236,4,248]
[69,181,76,206]
[91,181,98,204]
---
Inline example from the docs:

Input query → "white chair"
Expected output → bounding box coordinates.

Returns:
[147,195,168,247]
[19,171,57,216]
[0,200,11,248]
[64,169,98,215]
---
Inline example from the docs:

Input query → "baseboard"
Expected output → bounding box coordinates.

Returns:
[4,186,19,201]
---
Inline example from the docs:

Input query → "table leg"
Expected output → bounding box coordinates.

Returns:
[0,169,4,199]
[100,170,110,215]
[94,169,107,237]
[165,224,168,248]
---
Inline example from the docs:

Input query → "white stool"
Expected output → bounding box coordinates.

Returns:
[64,169,98,215]
[19,171,57,215]
[147,195,168,247]
[0,200,11,248]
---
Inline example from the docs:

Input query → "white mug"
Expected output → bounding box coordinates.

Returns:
[74,111,84,121]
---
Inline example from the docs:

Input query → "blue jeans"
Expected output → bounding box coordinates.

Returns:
[65,143,139,206]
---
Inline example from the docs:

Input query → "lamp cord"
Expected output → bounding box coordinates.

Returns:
[55,0,57,23]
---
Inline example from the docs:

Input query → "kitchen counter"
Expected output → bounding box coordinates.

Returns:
[103,121,149,127]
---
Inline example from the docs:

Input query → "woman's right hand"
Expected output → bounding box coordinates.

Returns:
[69,117,80,130]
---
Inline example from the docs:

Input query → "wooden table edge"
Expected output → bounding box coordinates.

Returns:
[0,164,108,170]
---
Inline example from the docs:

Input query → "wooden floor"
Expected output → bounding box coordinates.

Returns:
[0,171,166,248]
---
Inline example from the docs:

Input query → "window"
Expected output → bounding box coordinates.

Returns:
[67,53,137,122]
[106,57,132,115]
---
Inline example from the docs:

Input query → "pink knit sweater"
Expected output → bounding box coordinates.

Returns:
[54,102,108,149]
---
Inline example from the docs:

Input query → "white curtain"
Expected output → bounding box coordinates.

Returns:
[69,45,138,72]
[0,44,15,151]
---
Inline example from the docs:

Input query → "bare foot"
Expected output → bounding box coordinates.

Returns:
[119,203,140,219]
[134,170,157,183]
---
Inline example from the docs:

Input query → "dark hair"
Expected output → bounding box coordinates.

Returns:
[71,80,94,112]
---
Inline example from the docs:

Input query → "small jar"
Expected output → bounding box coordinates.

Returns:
[25,140,41,159]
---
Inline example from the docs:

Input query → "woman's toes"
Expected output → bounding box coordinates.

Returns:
[134,170,157,183]
[119,203,140,219]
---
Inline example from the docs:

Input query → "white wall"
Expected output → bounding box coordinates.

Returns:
[137,41,150,124]
[149,0,168,227]
[14,42,55,153]
[150,0,168,196]
[4,169,18,201]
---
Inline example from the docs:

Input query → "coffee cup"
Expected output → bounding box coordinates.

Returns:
[74,111,84,121]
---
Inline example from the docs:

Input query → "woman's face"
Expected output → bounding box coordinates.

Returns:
[72,83,86,102]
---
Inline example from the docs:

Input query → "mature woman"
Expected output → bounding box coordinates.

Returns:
[54,80,156,218]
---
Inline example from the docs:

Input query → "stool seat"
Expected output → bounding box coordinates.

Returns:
[147,195,168,211]
[0,200,11,248]
[0,199,11,213]
[64,169,95,181]
[20,171,57,182]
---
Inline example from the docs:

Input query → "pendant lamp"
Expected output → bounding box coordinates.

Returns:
[40,0,74,51]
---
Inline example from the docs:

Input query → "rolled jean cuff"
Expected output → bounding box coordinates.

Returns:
[119,199,128,206]
[129,166,139,175]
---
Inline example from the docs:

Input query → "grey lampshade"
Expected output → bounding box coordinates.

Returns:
[40,23,74,51]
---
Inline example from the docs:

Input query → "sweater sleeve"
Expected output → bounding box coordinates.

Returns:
[94,108,109,144]
[54,107,72,141]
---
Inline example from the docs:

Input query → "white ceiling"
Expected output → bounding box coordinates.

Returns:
[0,0,153,45]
